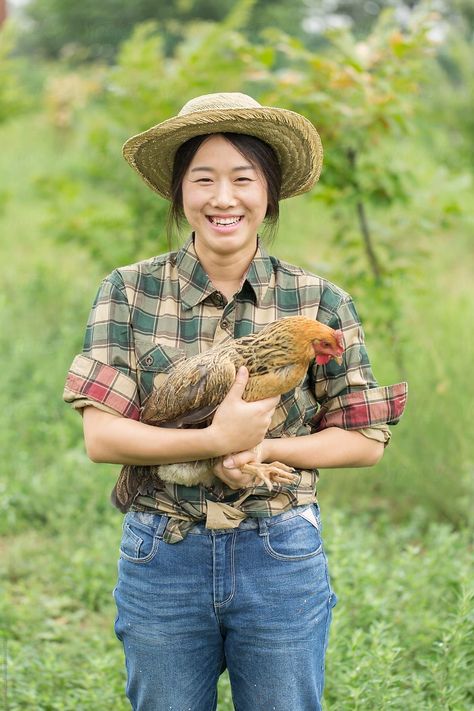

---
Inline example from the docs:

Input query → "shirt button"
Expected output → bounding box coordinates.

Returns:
[145,355,154,366]
[221,319,230,330]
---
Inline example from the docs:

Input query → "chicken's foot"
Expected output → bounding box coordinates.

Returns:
[241,462,299,491]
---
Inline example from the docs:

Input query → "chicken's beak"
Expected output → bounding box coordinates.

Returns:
[334,355,343,366]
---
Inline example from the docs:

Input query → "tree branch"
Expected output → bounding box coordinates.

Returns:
[347,147,382,282]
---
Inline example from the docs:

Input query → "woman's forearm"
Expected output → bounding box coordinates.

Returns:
[263,427,384,469]
[82,370,281,465]
[83,406,220,465]
[215,427,384,489]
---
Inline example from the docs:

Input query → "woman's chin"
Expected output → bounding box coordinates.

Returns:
[194,228,258,256]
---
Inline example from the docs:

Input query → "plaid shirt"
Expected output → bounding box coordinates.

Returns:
[64,236,407,542]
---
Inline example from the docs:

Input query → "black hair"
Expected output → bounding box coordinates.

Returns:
[166,132,282,247]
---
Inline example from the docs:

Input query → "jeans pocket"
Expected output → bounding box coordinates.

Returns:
[119,513,161,564]
[263,510,323,561]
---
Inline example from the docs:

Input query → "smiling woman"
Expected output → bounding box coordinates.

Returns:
[63,92,407,710]
[169,131,282,251]
[182,135,269,282]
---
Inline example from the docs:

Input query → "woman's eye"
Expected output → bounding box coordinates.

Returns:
[236,177,252,183]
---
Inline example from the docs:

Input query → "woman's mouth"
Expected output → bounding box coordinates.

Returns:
[206,215,243,233]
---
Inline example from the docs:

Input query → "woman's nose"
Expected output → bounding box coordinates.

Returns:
[210,180,236,208]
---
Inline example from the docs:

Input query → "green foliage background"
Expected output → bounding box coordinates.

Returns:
[1,1,473,708]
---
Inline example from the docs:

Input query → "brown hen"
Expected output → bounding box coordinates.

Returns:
[113,316,344,510]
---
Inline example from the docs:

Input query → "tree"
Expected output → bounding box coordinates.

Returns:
[19,0,306,62]
[0,0,7,27]
[245,7,438,371]
[0,22,29,123]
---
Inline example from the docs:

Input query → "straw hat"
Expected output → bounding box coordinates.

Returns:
[122,92,323,200]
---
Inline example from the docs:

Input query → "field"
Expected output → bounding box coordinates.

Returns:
[0,104,473,710]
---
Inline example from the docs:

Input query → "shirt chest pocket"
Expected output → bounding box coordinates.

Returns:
[135,340,187,408]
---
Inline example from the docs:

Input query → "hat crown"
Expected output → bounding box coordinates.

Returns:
[178,92,262,117]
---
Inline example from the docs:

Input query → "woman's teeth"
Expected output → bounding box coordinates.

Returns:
[208,216,242,225]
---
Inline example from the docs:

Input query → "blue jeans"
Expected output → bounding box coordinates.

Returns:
[114,504,337,711]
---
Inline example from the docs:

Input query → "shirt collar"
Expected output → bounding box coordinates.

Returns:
[175,236,214,310]
[176,235,273,310]
[243,240,273,306]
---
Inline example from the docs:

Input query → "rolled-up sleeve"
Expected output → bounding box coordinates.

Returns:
[312,294,407,443]
[63,273,141,420]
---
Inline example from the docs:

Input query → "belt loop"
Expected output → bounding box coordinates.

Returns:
[156,514,169,540]
[257,517,268,536]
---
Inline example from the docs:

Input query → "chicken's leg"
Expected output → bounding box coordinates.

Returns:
[241,461,299,491]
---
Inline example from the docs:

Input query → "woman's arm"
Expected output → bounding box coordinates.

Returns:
[213,428,384,489]
[262,427,384,468]
[82,366,280,465]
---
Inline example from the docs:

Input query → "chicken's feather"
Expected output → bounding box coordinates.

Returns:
[142,347,240,426]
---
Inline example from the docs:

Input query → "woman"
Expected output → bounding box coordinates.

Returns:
[64,92,407,710]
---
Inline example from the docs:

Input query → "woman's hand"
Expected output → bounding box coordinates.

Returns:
[213,442,268,490]
[208,366,280,456]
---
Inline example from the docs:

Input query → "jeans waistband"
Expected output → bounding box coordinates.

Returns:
[129,504,317,536]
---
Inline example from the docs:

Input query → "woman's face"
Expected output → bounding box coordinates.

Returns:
[182,134,268,259]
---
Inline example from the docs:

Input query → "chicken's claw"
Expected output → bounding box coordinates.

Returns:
[241,461,298,491]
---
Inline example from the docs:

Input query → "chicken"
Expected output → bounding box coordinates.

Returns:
[112,316,344,510]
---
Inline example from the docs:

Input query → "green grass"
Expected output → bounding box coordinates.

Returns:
[2,511,472,709]
[1,111,473,709]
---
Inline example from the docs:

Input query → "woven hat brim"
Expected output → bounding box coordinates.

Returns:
[122,107,323,200]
